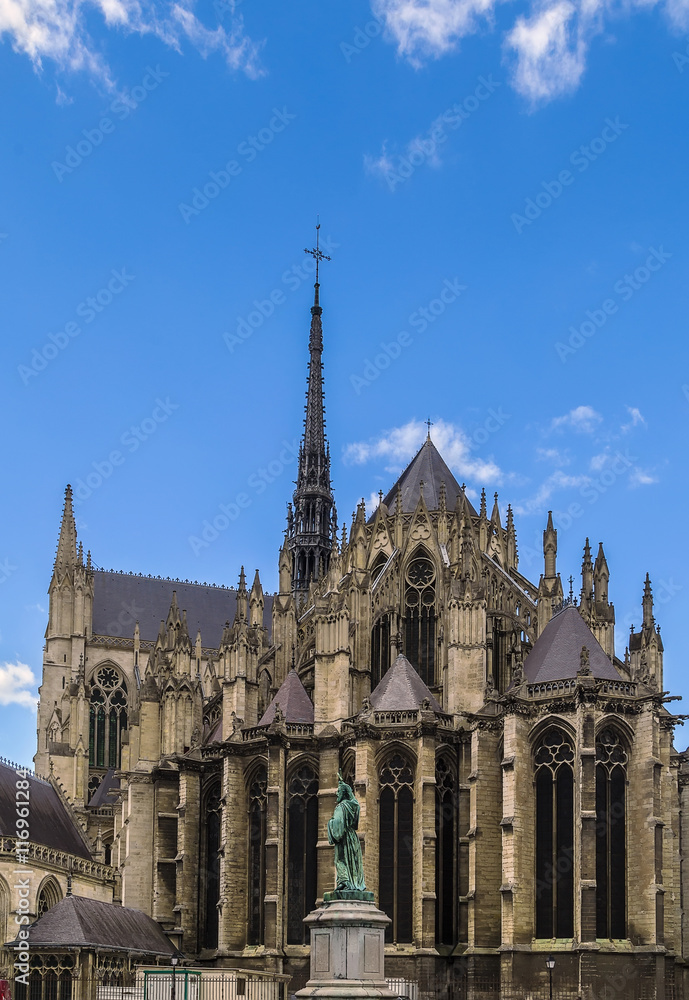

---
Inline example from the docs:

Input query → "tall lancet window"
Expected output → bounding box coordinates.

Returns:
[535,728,574,938]
[88,666,127,769]
[247,765,267,945]
[435,756,458,946]
[404,555,436,686]
[287,765,319,944]
[596,728,627,939]
[379,753,414,944]
[371,613,391,690]
[201,782,222,949]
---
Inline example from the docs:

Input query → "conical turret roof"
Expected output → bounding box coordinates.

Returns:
[523,605,620,683]
[258,669,314,725]
[381,438,476,517]
[370,654,442,711]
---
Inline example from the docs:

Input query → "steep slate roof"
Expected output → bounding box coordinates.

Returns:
[0,762,92,860]
[370,654,442,712]
[87,768,120,810]
[11,896,175,955]
[258,669,314,725]
[92,571,273,647]
[523,605,621,683]
[381,437,478,517]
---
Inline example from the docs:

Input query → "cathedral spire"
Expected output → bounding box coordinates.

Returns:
[287,224,336,600]
[54,485,77,576]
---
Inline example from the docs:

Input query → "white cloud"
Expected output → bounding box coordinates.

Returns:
[372,0,689,102]
[0,0,263,87]
[505,0,590,101]
[0,661,37,709]
[372,0,501,65]
[621,405,646,433]
[629,467,658,487]
[535,446,570,465]
[344,417,504,483]
[551,404,602,434]
[513,469,590,515]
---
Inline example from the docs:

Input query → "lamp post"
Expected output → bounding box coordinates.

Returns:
[171,956,178,1000]
[545,954,555,1000]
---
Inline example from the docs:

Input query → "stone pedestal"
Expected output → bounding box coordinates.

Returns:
[295,898,398,1000]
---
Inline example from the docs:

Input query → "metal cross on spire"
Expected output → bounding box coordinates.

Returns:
[426,417,433,439]
[304,220,331,285]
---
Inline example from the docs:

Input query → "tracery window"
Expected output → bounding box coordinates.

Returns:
[596,728,627,939]
[534,728,574,938]
[287,764,319,944]
[404,556,436,686]
[371,613,391,690]
[247,765,267,945]
[36,878,62,918]
[88,666,127,769]
[14,955,74,1000]
[379,753,414,943]
[201,782,222,949]
[435,757,458,946]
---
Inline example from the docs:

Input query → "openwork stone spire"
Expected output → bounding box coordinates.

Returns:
[287,225,336,600]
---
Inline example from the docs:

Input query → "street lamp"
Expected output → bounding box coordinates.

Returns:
[545,954,555,1000]
[171,956,178,1000]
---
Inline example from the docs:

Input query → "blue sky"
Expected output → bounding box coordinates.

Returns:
[1,0,688,766]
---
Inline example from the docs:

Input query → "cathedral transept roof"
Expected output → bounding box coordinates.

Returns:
[370,653,442,712]
[523,605,621,683]
[92,571,273,646]
[381,436,477,516]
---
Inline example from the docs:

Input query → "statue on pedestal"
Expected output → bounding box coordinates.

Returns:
[326,772,367,895]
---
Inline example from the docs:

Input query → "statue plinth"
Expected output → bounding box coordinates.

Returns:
[295,898,397,1000]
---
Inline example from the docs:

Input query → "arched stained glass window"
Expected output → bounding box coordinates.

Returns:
[247,765,267,945]
[287,765,319,944]
[596,728,628,939]
[534,728,574,939]
[88,666,127,769]
[379,753,414,944]
[435,757,457,946]
[404,556,436,686]
[201,782,221,949]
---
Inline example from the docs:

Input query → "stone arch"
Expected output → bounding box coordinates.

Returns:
[0,874,9,947]
[377,749,416,944]
[257,668,272,720]
[402,547,438,686]
[36,875,62,918]
[88,663,128,769]
[200,776,222,950]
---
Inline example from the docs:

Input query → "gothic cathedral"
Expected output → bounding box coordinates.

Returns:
[35,271,689,999]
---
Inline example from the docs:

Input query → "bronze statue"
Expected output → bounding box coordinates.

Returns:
[327,772,366,892]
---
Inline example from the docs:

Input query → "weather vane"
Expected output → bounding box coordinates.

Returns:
[304,218,331,285]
